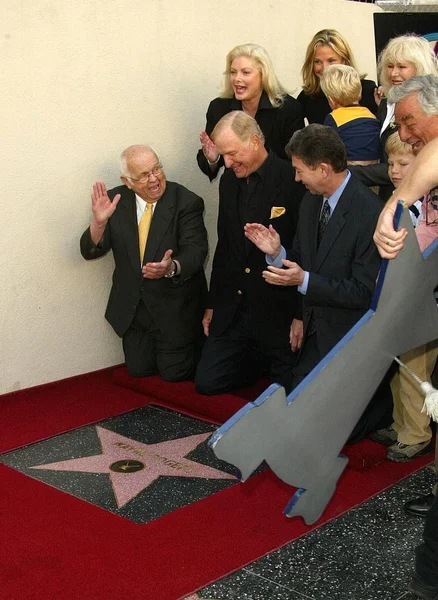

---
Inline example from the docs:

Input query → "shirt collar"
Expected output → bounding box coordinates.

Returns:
[324,170,351,213]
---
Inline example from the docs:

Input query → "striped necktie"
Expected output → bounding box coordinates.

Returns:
[318,199,331,247]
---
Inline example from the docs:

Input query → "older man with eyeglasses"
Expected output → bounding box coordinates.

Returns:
[80,144,208,382]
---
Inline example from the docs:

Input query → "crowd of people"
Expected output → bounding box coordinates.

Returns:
[80,29,438,599]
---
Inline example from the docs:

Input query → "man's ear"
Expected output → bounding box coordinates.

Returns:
[121,175,131,189]
[250,133,261,150]
[319,162,331,178]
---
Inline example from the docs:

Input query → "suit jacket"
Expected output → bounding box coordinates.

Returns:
[197,92,304,181]
[287,175,382,358]
[80,181,208,343]
[209,152,305,346]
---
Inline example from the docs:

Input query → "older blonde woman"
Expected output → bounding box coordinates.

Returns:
[351,34,438,200]
[297,29,378,125]
[197,43,304,181]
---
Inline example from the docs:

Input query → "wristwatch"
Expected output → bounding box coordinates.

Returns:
[164,260,177,278]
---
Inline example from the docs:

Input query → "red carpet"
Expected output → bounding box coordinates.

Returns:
[0,368,434,600]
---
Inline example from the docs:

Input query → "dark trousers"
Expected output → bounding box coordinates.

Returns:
[195,307,296,395]
[415,492,438,587]
[122,299,199,382]
[291,332,321,389]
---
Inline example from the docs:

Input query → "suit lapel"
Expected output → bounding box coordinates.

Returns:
[116,188,141,272]
[143,185,175,265]
[315,178,354,270]
[307,196,321,270]
[245,164,282,257]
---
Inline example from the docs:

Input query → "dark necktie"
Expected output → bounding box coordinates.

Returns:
[307,199,331,337]
[318,199,331,247]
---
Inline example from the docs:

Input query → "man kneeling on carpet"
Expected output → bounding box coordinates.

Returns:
[80,144,208,382]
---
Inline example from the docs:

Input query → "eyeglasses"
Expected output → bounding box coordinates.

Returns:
[127,163,163,183]
[426,191,438,226]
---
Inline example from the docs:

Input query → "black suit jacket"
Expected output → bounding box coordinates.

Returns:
[80,182,208,343]
[287,175,382,358]
[197,92,304,180]
[209,153,305,347]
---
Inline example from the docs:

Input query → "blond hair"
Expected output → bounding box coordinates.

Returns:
[377,34,438,96]
[385,131,414,157]
[211,111,265,144]
[220,43,288,108]
[301,29,365,97]
[320,65,362,106]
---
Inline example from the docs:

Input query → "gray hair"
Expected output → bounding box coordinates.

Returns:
[388,75,438,116]
[119,145,159,177]
[211,111,265,144]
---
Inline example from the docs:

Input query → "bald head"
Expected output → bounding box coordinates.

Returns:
[211,111,265,145]
[211,111,267,178]
[119,145,158,178]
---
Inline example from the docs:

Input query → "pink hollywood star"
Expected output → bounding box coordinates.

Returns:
[30,426,236,507]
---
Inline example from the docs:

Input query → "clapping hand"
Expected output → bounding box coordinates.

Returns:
[244,223,281,257]
[262,260,305,287]
[200,131,220,165]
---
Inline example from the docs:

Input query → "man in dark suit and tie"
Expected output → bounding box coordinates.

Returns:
[245,124,382,389]
[195,111,305,395]
[80,145,208,381]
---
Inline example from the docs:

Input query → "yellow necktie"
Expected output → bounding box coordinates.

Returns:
[138,204,153,263]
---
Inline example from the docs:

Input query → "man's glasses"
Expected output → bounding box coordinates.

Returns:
[127,163,163,183]
[426,191,438,226]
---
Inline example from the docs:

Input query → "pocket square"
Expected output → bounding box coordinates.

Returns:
[270,206,286,219]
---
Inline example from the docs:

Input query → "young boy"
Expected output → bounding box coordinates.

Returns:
[320,64,380,165]
[386,131,422,227]
[371,131,438,462]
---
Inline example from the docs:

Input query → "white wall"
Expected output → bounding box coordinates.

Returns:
[0,0,379,394]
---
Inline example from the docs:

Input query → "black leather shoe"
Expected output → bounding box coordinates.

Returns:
[409,574,438,599]
[404,493,435,518]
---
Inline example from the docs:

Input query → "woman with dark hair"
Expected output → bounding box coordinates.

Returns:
[197,43,304,181]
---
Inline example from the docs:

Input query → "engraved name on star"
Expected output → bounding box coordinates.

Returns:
[30,426,236,508]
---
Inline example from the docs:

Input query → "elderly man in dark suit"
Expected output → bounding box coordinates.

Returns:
[80,145,208,382]
[195,111,305,395]
[245,124,382,389]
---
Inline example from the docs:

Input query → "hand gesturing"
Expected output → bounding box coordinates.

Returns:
[91,181,120,225]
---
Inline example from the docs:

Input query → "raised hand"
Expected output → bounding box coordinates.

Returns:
[142,249,174,279]
[244,223,282,257]
[91,181,120,225]
[373,86,384,107]
[200,130,220,165]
